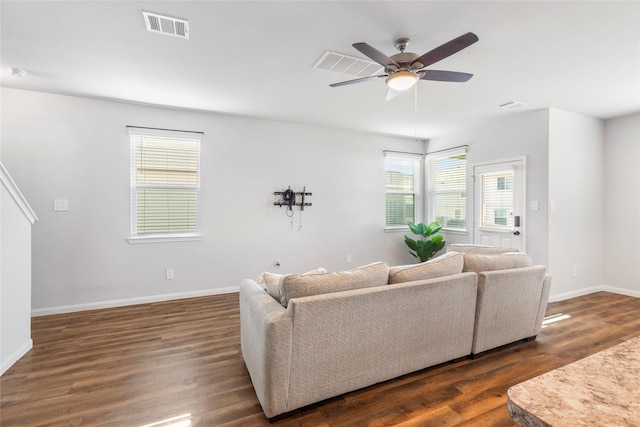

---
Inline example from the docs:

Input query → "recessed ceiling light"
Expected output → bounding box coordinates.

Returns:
[8,68,27,77]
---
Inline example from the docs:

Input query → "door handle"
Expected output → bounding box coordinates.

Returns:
[513,230,520,235]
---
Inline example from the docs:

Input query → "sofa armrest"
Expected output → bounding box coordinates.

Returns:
[472,266,547,354]
[239,279,293,418]
[533,273,552,336]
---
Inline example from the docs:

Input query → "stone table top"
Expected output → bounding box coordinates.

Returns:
[507,335,640,427]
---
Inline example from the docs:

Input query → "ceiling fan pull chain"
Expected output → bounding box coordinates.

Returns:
[414,84,418,140]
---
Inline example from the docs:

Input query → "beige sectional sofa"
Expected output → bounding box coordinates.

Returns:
[240,245,551,418]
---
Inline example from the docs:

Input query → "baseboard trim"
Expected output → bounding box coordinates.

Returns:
[1,339,33,376]
[549,286,602,302]
[549,285,640,302]
[30,284,640,316]
[600,285,640,299]
[31,286,239,317]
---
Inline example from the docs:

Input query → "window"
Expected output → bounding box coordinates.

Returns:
[385,153,421,228]
[494,208,508,226]
[128,127,202,242]
[497,175,513,190]
[481,170,514,229]
[427,148,467,231]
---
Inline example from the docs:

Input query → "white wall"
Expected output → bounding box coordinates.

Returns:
[548,108,604,300]
[1,88,423,314]
[426,109,550,266]
[2,87,634,315]
[603,112,640,296]
[1,165,36,375]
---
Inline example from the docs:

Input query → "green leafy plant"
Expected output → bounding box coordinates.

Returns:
[404,221,446,262]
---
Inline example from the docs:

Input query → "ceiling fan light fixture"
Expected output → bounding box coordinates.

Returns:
[385,71,418,91]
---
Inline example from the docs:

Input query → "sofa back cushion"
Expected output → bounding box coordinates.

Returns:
[257,268,326,301]
[388,252,464,284]
[279,262,389,307]
[447,244,519,254]
[463,252,532,273]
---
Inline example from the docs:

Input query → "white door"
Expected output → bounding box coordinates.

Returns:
[473,159,525,251]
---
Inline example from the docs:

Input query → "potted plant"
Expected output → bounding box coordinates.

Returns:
[404,221,446,262]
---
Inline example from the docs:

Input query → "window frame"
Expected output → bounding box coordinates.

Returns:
[127,127,203,244]
[384,151,423,231]
[426,147,468,233]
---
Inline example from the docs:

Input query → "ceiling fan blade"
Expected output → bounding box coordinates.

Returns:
[411,32,479,69]
[352,42,399,68]
[329,74,387,87]
[420,70,474,82]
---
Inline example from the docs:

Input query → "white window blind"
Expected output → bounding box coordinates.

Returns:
[129,128,201,240]
[385,152,421,228]
[427,148,467,231]
[481,169,514,229]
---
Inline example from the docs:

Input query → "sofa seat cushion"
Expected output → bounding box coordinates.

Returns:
[447,244,519,254]
[388,252,464,284]
[279,262,389,307]
[463,252,532,273]
[257,268,327,301]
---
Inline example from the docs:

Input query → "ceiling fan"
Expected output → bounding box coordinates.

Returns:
[330,32,479,97]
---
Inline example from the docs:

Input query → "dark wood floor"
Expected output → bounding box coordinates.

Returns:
[1,291,639,426]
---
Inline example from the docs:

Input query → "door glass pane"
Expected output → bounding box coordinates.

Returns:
[481,170,514,229]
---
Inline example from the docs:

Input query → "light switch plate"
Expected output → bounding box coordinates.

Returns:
[530,200,539,211]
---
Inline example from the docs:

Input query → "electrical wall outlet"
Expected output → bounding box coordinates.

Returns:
[166,268,175,280]
[346,254,352,263]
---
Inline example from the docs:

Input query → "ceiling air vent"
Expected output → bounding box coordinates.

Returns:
[497,100,526,109]
[313,51,383,78]
[143,11,189,39]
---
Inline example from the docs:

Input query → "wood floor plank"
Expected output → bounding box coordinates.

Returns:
[1,291,639,426]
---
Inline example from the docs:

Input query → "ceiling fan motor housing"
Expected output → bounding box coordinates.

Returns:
[387,52,421,75]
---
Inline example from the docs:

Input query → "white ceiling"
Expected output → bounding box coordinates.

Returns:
[1,1,639,139]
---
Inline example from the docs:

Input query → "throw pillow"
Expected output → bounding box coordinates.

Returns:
[388,251,464,284]
[279,262,389,307]
[462,252,532,273]
[256,268,326,301]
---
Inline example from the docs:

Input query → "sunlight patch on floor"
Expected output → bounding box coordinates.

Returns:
[541,313,571,328]
[139,413,191,427]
